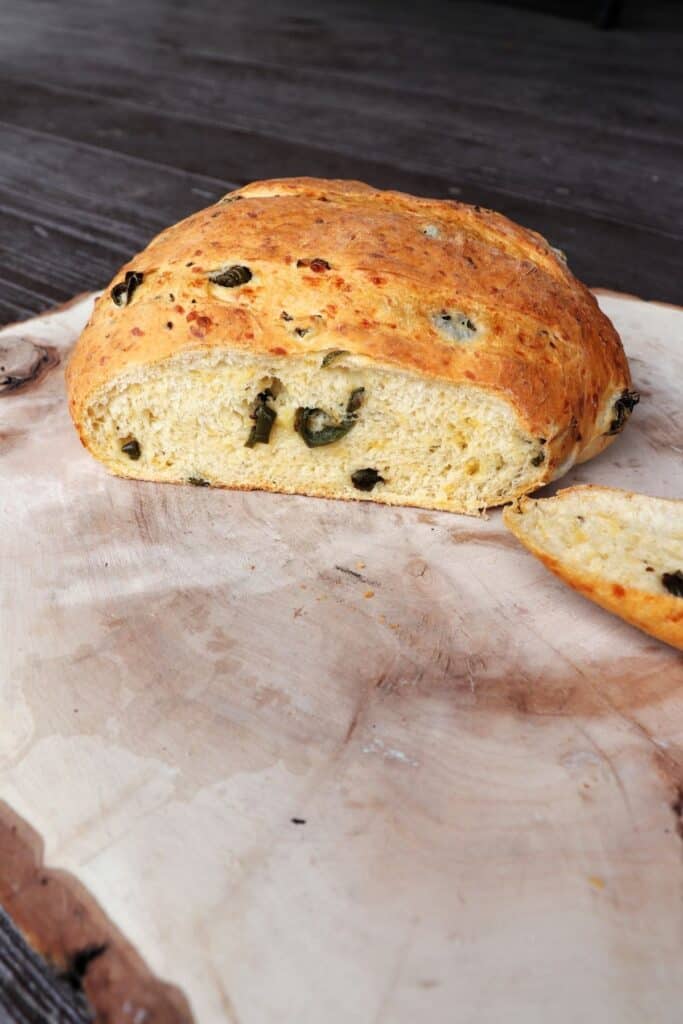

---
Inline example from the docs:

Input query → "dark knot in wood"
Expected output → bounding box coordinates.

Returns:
[0,336,60,395]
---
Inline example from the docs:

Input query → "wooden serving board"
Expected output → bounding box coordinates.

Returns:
[1,291,682,1024]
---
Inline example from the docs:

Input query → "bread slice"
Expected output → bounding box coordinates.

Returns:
[66,177,634,515]
[503,486,683,650]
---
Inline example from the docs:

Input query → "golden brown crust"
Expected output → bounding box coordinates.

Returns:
[503,487,683,651]
[517,548,683,650]
[66,176,631,480]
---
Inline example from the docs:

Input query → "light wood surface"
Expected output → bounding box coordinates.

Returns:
[1,291,682,1024]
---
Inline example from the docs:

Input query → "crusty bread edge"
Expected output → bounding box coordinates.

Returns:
[503,485,683,651]
[84,457,550,517]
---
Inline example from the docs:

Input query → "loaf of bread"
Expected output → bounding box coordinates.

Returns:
[504,486,683,650]
[66,177,635,514]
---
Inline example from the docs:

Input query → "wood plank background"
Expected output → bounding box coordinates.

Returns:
[0,0,681,329]
[0,908,91,1024]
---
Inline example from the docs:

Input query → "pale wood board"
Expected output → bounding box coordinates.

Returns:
[1,291,682,1024]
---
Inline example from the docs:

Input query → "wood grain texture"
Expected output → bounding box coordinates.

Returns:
[0,907,91,1024]
[0,0,681,327]
[0,291,682,1023]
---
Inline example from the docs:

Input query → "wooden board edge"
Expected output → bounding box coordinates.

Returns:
[0,802,195,1023]
[0,292,96,335]
[590,286,683,313]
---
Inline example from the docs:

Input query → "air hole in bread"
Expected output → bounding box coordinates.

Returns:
[256,376,284,399]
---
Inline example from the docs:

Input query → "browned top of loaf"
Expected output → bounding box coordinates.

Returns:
[67,177,630,450]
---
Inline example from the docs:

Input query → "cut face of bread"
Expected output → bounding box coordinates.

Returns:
[503,486,683,650]
[82,348,549,514]
[67,177,634,514]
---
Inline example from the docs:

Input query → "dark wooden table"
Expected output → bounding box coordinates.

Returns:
[0,0,681,1019]
[1,0,682,328]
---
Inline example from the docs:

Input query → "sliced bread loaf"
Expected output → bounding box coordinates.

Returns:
[66,177,634,514]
